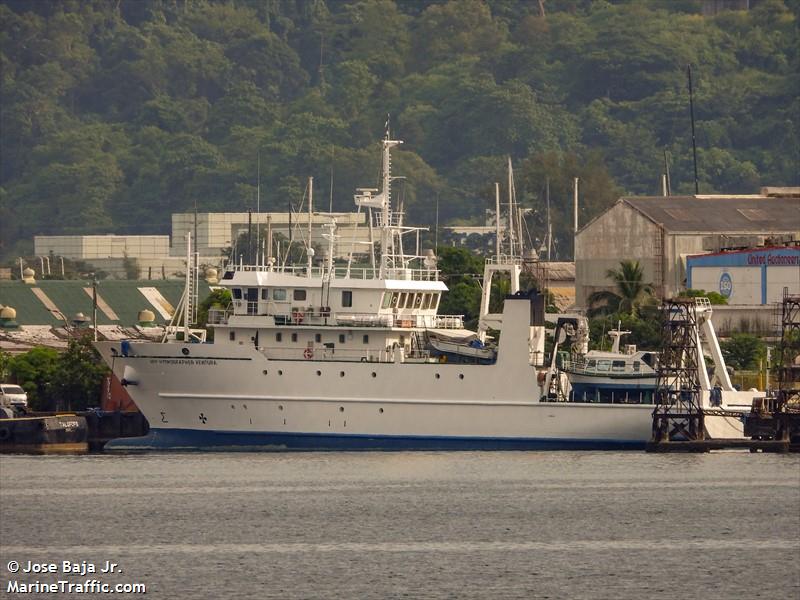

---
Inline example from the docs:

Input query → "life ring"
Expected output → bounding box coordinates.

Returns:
[303,348,314,359]
[292,311,305,324]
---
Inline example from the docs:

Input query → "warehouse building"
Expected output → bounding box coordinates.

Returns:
[0,278,209,353]
[32,211,370,280]
[575,189,800,332]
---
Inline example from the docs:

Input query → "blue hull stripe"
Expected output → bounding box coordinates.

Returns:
[105,428,646,452]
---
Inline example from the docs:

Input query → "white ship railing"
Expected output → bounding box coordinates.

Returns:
[207,308,464,330]
[561,358,654,377]
[485,255,524,266]
[223,263,440,281]
[207,307,233,325]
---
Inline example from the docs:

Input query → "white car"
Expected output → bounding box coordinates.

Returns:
[0,384,28,409]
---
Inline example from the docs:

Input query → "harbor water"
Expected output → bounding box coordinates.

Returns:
[1,452,798,599]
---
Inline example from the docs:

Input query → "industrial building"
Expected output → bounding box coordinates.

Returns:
[575,190,800,333]
[0,278,209,353]
[31,211,370,280]
[169,211,368,259]
[687,246,799,306]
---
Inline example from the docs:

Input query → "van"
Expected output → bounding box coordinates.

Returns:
[0,384,28,409]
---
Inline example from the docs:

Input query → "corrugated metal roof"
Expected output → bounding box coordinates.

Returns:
[621,196,800,233]
[538,262,575,281]
[0,280,210,326]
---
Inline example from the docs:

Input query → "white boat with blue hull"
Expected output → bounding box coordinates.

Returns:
[556,324,659,405]
[95,136,760,451]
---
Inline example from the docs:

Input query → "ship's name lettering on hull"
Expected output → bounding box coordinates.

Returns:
[149,358,218,366]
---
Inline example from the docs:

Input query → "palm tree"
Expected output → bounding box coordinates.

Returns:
[587,260,655,317]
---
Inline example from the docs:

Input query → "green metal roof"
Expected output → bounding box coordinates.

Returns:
[0,280,211,326]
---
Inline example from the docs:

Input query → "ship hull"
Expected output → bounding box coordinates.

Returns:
[106,428,645,451]
[96,340,656,451]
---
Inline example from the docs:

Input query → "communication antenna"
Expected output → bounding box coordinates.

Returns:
[329,145,335,213]
[256,150,261,263]
[688,64,700,195]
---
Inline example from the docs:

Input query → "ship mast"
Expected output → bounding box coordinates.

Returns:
[354,134,402,278]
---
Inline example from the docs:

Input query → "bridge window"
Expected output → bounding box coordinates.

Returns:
[293,289,307,301]
[273,289,287,301]
[342,290,353,307]
[390,293,399,308]
[398,293,407,309]
[339,334,346,344]
[363,334,369,344]
[232,288,242,300]
[381,293,392,308]
[413,294,423,308]
[261,289,269,300]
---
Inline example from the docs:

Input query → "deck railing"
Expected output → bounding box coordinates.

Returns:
[561,358,652,377]
[222,263,440,281]
[207,308,464,330]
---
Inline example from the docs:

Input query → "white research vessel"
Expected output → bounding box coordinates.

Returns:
[94,137,758,451]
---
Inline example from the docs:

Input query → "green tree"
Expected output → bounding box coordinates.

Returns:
[436,246,483,328]
[52,334,108,411]
[587,260,655,317]
[589,309,663,352]
[9,346,60,411]
[197,288,232,329]
[720,333,765,371]
[678,289,728,305]
[0,349,11,381]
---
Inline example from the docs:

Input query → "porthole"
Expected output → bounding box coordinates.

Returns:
[379,408,384,414]
[339,406,345,412]
[182,347,189,356]
[371,372,377,378]
[459,374,465,380]
[339,371,345,377]
[262,370,268,375]
[316,370,322,376]
[278,370,283,376]
[278,405,284,411]
[243,404,248,410]
[230,404,235,409]
[435,373,440,379]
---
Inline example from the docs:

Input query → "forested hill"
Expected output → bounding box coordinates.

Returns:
[1,0,797,261]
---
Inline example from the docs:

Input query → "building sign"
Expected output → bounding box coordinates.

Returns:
[719,272,733,298]
[746,253,799,266]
